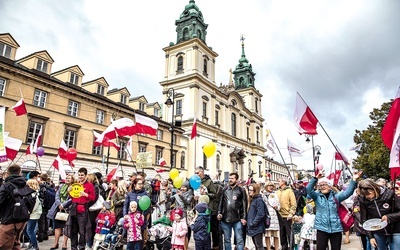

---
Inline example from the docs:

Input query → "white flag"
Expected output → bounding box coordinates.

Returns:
[287,139,303,157]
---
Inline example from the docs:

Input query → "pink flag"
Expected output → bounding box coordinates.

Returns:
[191,117,197,139]
[294,92,319,135]
[158,157,166,166]
[12,98,27,116]
[33,126,43,153]
[112,118,136,137]
[52,155,66,180]
[381,87,400,179]
[5,136,22,160]
[134,113,158,136]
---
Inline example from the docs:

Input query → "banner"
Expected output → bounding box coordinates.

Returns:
[0,107,7,162]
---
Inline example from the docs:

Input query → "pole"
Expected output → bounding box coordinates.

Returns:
[169,93,175,169]
[311,135,316,173]
[105,146,110,175]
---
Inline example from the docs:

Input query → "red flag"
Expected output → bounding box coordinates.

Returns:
[113,117,137,137]
[25,142,34,155]
[58,139,68,160]
[107,165,119,182]
[294,92,319,135]
[333,170,341,185]
[381,87,400,179]
[158,157,166,166]
[33,126,42,153]
[133,113,158,136]
[52,155,66,180]
[334,145,349,165]
[93,131,120,151]
[94,125,117,145]
[12,98,27,116]
[5,136,22,160]
[191,117,197,139]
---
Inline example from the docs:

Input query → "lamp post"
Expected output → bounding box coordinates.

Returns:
[165,88,175,169]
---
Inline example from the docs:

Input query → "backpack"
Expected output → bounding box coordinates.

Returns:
[40,184,56,209]
[9,183,36,222]
[263,201,271,229]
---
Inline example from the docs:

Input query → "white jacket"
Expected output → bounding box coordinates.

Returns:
[30,192,42,220]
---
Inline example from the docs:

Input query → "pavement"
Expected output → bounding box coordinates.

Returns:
[36,232,362,249]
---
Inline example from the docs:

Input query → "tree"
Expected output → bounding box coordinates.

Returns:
[353,101,392,179]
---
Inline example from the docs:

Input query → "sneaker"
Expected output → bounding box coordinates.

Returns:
[85,246,93,250]
[20,242,30,248]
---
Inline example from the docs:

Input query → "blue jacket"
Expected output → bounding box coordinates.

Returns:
[246,194,266,236]
[123,188,150,216]
[306,177,356,233]
[191,214,210,241]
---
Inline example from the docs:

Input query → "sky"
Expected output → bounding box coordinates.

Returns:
[1,0,400,175]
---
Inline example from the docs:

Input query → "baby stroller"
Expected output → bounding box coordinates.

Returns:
[97,217,126,250]
[144,215,172,250]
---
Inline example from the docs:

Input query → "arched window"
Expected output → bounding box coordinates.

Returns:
[177,56,183,71]
[231,113,237,136]
[203,59,207,73]
[180,152,185,169]
[183,28,189,41]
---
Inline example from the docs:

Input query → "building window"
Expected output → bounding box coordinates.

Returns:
[172,151,176,168]
[156,148,163,165]
[120,94,127,104]
[0,42,11,58]
[156,130,163,140]
[138,143,147,152]
[176,100,182,115]
[36,59,48,73]
[96,110,105,124]
[255,98,258,113]
[256,130,260,144]
[118,140,127,160]
[177,56,183,71]
[0,78,5,96]
[180,152,185,169]
[203,153,207,170]
[97,85,105,95]
[216,154,220,171]
[203,59,207,74]
[246,127,250,141]
[154,108,159,117]
[139,102,145,111]
[215,110,219,125]
[33,89,48,108]
[92,145,102,156]
[27,122,43,144]
[68,100,79,117]
[70,73,79,85]
[202,102,207,118]
[231,113,237,136]
[64,129,76,148]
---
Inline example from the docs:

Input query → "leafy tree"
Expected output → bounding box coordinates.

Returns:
[353,101,392,180]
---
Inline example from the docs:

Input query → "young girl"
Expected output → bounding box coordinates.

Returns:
[169,208,188,250]
[94,201,116,249]
[124,201,145,250]
[298,204,316,250]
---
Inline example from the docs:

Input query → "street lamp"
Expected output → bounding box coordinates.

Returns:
[165,88,175,169]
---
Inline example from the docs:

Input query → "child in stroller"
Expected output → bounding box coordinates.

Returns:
[146,213,172,250]
[98,217,125,250]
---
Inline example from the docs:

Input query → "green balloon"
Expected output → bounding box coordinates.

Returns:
[139,196,151,211]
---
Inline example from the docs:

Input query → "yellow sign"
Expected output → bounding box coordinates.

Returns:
[69,183,84,198]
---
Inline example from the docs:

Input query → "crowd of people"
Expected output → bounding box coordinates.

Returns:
[0,164,399,250]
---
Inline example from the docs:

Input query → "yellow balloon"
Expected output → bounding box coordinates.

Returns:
[173,177,184,189]
[203,141,216,158]
[169,168,179,180]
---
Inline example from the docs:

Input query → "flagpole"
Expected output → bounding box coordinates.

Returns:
[268,129,295,184]
[311,135,316,173]
[298,93,353,177]
[105,146,110,175]
[194,135,197,170]
[125,146,138,173]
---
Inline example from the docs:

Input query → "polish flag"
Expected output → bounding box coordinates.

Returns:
[52,155,66,180]
[93,131,120,151]
[33,126,43,153]
[294,92,319,135]
[5,136,22,160]
[58,139,68,160]
[12,98,27,116]
[155,168,166,173]
[112,118,136,137]
[191,117,197,139]
[134,113,158,136]
[107,165,119,182]
[381,87,400,179]
[125,136,133,162]
[158,157,167,166]
[94,125,117,145]
[334,145,349,165]
[25,142,34,155]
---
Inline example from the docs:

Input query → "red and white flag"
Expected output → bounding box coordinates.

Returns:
[334,145,349,166]
[191,117,197,139]
[134,113,158,136]
[107,165,119,182]
[287,139,303,157]
[52,155,66,180]
[381,87,400,179]
[158,157,167,166]
[294,92,319,135]
[94,125,117,145]
[5,136,22,160]
[33,126,42,153]
[125,136,133,162]
[58,139,68,160]
[25,142,34,155]
[93,131,120,151]
[112,118,136,137]
[12,98,27,116]
[155,168,166,173]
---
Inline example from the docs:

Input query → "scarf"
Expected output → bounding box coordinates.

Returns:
[59,184,69,203]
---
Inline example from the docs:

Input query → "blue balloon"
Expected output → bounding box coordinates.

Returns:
[189,175,201,190]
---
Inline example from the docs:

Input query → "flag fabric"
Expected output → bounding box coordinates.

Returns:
[191,117,197,139]
[93,131,120,151]
[107,165,119,183]
[327,169,342,186]
[155,168,166,173]
[33,126,42,153]
[158,157,167,166]
[287,139,303,157]
[25,142,34,155]
[349,143,362,151]
[294,92,319,135]
[58,139,68,160]
[112,117,136,137]
[334,145,349,165]
[125,137,133,162]
[5,136,22,160]
[52,155,67,180]
[134,113,158,136]
[266,139,275,154]
[12,98,28,116]
[94,124,117,145]
[381,87,400,179]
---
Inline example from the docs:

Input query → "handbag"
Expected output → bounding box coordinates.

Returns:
[55,209,69,221]
[334,197,354,232]
[89,194,105,211]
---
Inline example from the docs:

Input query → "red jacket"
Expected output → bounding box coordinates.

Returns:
[72,181,95,213]
[95,210,116,234]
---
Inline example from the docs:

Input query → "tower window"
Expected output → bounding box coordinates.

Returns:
[177,56,184,71]
[203,59,207,74]
[231,113,237,136]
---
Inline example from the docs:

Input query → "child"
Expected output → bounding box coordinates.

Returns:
[168,208,188,250]
[100,217,125,249]
[190,203,211,250]
[292,215,303,250]
[124,201,145,250]
[93,201,116,249]
[298,204,316,250]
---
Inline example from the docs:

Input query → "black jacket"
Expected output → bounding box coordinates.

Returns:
[0,175,27,224]
[359,187,400,238]
[218,184,247,223]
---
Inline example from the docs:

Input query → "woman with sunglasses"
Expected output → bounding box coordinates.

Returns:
[358,179,400,250]
[306,170,362,250]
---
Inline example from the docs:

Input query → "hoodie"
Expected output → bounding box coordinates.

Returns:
[0,175,27,224]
